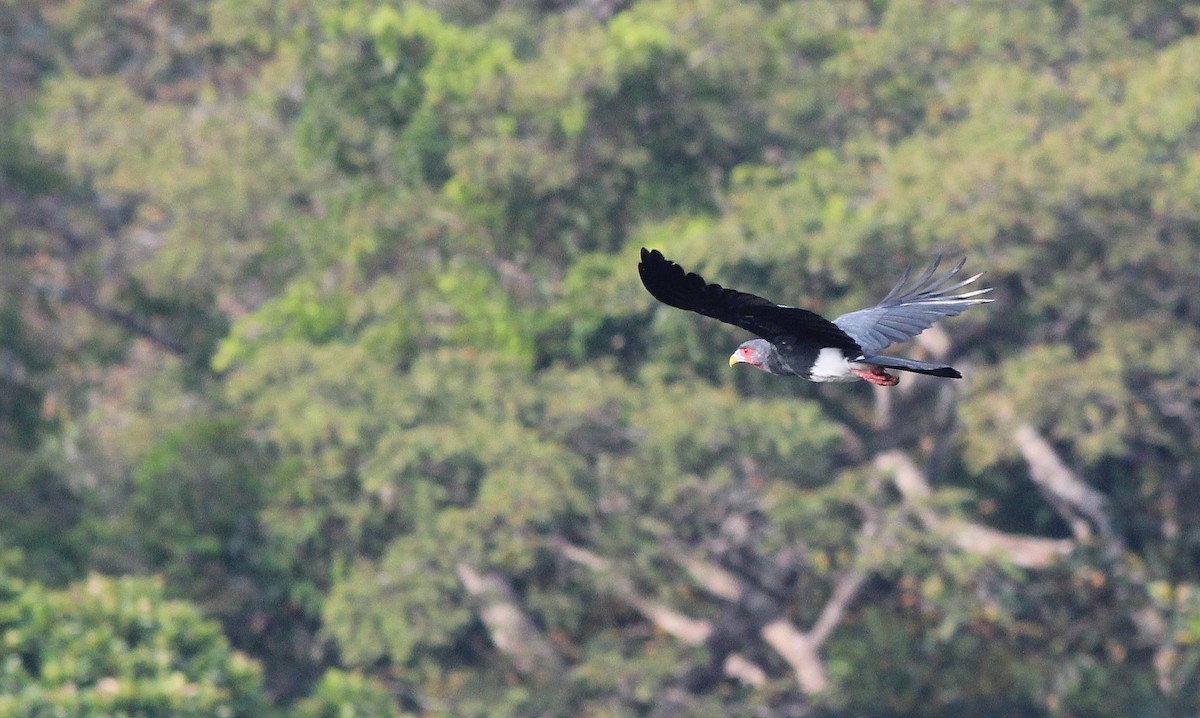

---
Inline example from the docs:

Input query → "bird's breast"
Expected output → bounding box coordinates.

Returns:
[806,347,858,383]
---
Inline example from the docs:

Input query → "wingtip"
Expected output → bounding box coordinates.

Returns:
[638,247,662,276]
[639,247,670,268]
[960,285,995,301]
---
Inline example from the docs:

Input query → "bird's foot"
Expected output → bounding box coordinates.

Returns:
[850,366,899,386]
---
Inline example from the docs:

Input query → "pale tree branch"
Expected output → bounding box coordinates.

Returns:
[775,513,879,692]
[808,562,870,649]
[673,551,742,602]
[673,548,835,693]
[667,513,880,695]
[669,527,874,650]
[761,620,827,694]
[555,539,711,645]
[875,451,1074,569]
[636,601,713,646]
[557,501,882,696]
[553,539,767,685]
[721,653,767,687]
[1012,423,1122,555]
[1009,424,1165,667]
[1008,427,1175,687]
[455,564,564,680]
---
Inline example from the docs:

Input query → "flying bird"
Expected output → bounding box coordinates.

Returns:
[637,248,992,385]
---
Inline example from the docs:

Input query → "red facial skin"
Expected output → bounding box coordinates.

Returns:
[735,345,764,369]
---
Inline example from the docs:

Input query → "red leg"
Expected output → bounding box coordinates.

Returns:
[849,366,899,386]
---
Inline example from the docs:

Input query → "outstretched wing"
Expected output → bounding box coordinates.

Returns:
[638,248,862,354]
[832,255,993,355]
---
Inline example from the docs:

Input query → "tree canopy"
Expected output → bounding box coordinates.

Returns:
[2,0,1199,715]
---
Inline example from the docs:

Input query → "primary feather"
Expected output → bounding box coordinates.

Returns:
[831,256,994,355]
[637,248,862,354]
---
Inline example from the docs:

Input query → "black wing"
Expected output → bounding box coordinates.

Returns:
[638,248,862,354]
[831,255,993,355]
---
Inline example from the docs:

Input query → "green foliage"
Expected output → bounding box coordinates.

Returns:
[0,299,89,585]
[128,417,270,591]
[5,0,1200,714]
[0,568,269,717]
[0,459,88,586]
[214,282,352,371]
[122,416,331,703]
[428,261,539,368]
[290,670,398,718]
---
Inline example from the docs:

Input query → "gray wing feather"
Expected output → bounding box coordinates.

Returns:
[832,256,993,354]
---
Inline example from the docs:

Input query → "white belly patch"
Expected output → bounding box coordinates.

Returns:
[809,347,858,383]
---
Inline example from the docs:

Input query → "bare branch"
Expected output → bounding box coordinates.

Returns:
[555,539,609,571]
[1012,423,1121,555]
[668,513,877,696]
[455,564,564,679]
[761,620,827,694]
[915,323,952,358]
[64,286,190,355]
[554,540,776,685]
[942,519,1074,568]
[722,653,767,687]
[879,450,931,501]
[554,540,712,645]
[668,543,844,691]
[875,451,1074,569]
[673,551,742,602]
[638,602,713,646]
[809,567,869,649]
[561,505,882,699]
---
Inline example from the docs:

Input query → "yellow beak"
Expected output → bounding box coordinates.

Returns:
[728,353,740,367]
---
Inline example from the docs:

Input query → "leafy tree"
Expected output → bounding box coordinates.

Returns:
[4,0,1200,715]
[0,555,269,717]
[290,670,398,718]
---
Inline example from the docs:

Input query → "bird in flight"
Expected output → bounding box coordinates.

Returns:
[637,248,992,386]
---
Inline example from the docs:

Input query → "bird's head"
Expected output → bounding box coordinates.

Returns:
[729,339,771,371]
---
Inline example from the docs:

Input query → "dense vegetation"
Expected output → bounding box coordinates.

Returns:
[2,0,1199,715]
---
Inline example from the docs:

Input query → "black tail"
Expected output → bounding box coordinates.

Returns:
[864,355,961,379]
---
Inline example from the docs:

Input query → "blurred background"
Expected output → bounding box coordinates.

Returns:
[2,0,1199,715]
